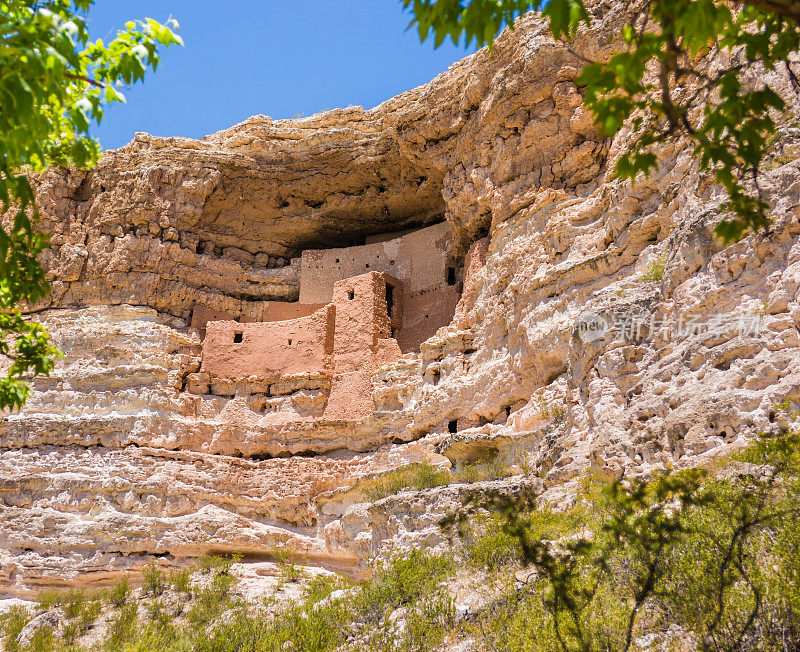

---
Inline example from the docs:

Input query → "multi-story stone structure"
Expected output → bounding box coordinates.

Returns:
[188,222,462,422]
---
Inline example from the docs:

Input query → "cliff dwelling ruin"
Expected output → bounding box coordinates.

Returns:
[6,7,800,624]
[186,221,466,424]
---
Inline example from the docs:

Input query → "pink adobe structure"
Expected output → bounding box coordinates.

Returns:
[200,272,402,420]
[193,222,461,422]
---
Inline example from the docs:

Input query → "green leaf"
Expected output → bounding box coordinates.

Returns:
[104,85,126,103]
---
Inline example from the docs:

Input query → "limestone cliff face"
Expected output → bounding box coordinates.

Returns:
[3,6,800,596]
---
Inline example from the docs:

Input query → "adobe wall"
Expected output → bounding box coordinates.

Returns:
[299,221,452,304]
[329,272,401,374]
[251,301,326,324]
[190,305,235,339]
[324,272,402,420]
[396,286,461,353]
[201,304,334,382]
[192,301,325,341]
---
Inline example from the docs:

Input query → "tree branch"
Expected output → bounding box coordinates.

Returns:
[64,73,105,89]
[745,0,800,25]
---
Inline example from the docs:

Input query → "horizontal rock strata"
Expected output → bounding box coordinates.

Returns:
[2,5,800,595]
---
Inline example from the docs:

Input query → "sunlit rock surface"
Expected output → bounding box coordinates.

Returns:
[3,5,800,595]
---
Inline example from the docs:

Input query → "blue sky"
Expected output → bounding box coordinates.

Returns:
[87,2,477,150]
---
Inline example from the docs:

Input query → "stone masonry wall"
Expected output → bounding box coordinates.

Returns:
[201,305,335,384]
[299,222,452,303]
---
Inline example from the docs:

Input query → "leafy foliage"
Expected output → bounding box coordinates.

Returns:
[3,551,457,651]
[402,0,800,243]
[640,256,666,282]
[445,419,800,651]
[10,449,800,652]
[357,461,454,501]
[0,1,182,408]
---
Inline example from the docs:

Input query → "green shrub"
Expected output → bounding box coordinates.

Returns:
[196,552,242,576]
[27,626,56,652]
[448,426,800,651]
[142,563,167,597]
[463,512,523,571]
[107,602,139,649]
[536,395,567,423]
[61,588,86,620]
[453,464,481,484]
[0,605,33,652]
[78,596,101,632]
[302,573,351,604]
[20,425,800,652]
[403,593,456,652]
[170,568,192,595]
[360,549,456,618]
[106,575,131,607]
[452,458,511,484]
[641,256,666,282]
[187,573,239,626]
[359,462,452,501]
[34,589,63,610]
[272,545,304,584]
[196,554,215,575]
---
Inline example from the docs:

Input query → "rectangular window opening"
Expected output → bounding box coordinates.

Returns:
[385,283,394,318]
[447,267,457,286]
[347,290,355,300]
[234,332,243,344]
[448,419,458,433]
